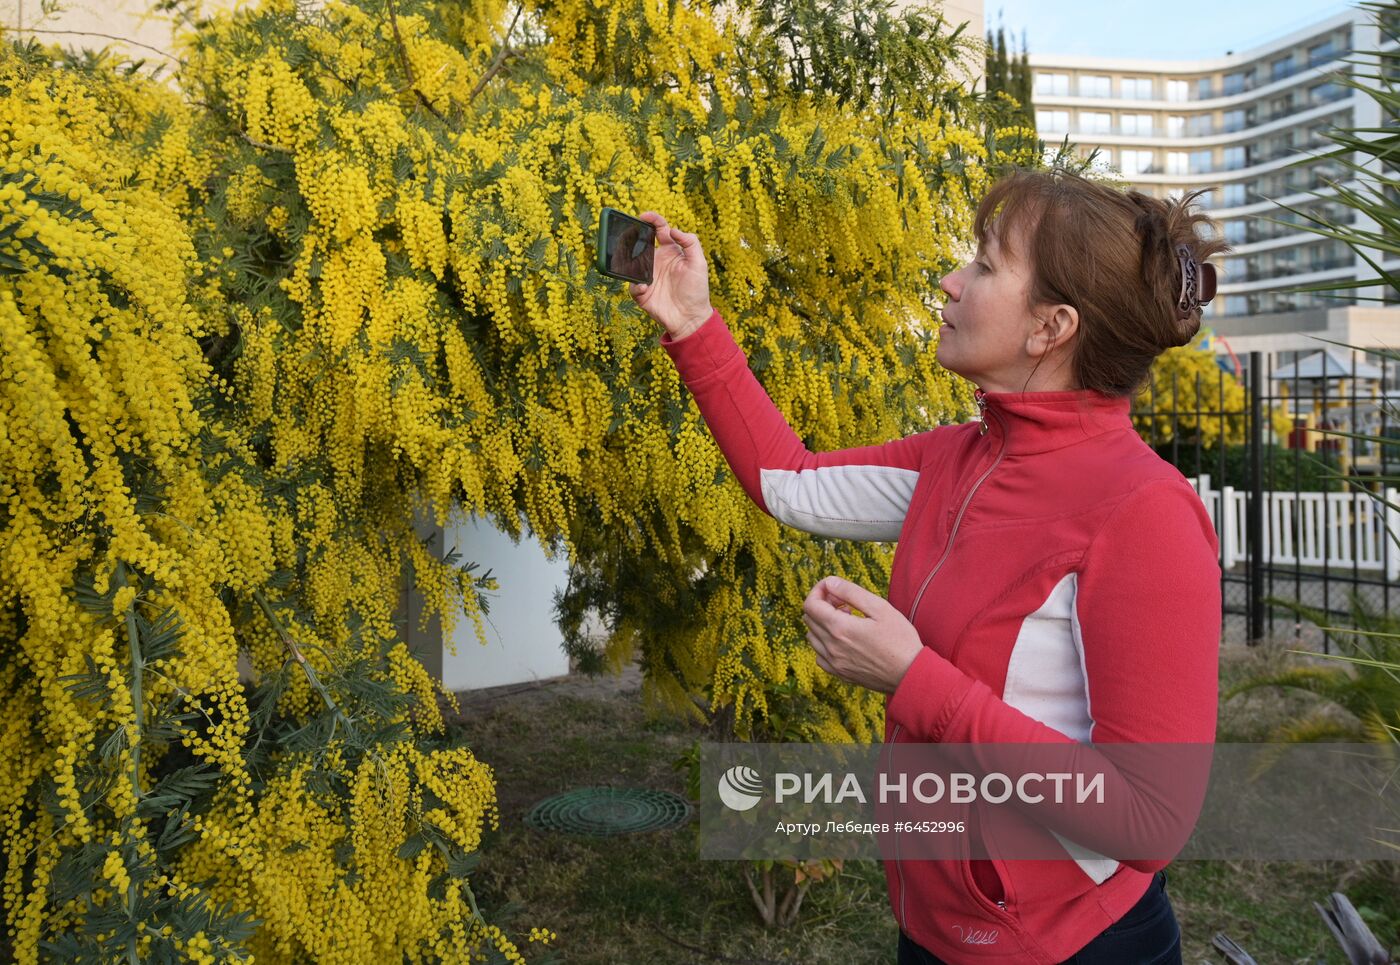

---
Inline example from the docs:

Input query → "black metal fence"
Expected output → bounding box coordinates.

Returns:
[1129,348,1398,651]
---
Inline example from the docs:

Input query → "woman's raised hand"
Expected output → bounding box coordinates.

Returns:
[627,212,715,340]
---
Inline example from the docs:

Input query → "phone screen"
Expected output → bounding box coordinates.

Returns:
[602,210,655,284]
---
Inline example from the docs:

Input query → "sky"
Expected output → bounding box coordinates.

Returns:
[988,1,1356,60]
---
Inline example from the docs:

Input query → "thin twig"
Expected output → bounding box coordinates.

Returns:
[251,591,395,800]
[252,591,367,746]
[384,0,448,122]
[240,131,294,154]
[741,865,773,927]
[14,27,185,65]
[777,878,811,926]
[144,670,219,731]
[467,3,524,105]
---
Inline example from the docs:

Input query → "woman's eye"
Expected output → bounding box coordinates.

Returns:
[974,261,990,273]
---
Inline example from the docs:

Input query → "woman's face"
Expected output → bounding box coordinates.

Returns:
[935,225,1078,394]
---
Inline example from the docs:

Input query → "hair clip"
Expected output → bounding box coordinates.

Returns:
[1176,244,1217,315]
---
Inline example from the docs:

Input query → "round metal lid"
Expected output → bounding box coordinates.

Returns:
[524,786,693,836]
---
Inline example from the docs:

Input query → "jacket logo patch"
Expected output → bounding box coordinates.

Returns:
[951,924,1000,945]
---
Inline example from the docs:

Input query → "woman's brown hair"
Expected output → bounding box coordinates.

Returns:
[972,168,1230,398]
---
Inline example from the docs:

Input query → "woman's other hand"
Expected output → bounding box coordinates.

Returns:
[801,576,925,695]
[627,211,714,340]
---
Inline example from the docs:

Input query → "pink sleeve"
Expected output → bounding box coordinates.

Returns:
[660,308,941,542]
[886,479,1222,869]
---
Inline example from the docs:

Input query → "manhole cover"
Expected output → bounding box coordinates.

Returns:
[525,787,692,836]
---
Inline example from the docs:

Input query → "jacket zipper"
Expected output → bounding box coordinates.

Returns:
[908,394,1007,624]
[893,393,1009,931]
[891,722,907,928]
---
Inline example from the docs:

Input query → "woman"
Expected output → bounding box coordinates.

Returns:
[629,168,1225,964]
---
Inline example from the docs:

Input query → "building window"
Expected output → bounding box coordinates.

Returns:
[1267,93,1295,122]
[1190,149,1214,173]
[1080,111,1112,134]
[1167,80,1188,102]
[1079,75,1111,97]
[1120,150,1155,175]
[1308,40,1335,67]
[1166,152,1189,174]
[1309,81,1345,105]
[1187,114,1214,136]
[1121,77,1153,99]
[1167,115,1185,136]
[1120,113,1154,136]
[1223,70,1253,95]
[1222,108,1246,133]
[1224,295,1249,316]
[1223,182,1246,207]
[1036,109,1070,131]
[1264,131,1295,163]
[1197,76,1214,99]
[1224,219,1247,243]
[1035,72,1070,96]
[1271,54,1294,81]
[1223,145,1247,170]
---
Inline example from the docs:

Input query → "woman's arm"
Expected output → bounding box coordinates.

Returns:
[661,307,939,542]
[625,212,941,541]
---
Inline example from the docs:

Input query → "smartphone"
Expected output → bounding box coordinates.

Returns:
[595,207,655,284]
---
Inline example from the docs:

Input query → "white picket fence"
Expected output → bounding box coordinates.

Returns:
[1187,474,1400,581]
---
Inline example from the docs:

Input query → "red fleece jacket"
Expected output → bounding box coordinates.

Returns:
[660,308,1221,963]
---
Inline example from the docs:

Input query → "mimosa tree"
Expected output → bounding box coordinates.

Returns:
[0,0,1007,957]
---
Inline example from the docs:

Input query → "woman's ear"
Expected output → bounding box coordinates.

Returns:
[1035,303,1078,356]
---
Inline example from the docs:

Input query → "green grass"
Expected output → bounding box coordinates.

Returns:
[448,692,899,964]
[446,644,1400,964]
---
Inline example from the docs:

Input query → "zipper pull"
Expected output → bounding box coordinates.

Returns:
[975,390,989,436]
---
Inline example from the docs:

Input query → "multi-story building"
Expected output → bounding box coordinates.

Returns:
[1028,9,1399,390]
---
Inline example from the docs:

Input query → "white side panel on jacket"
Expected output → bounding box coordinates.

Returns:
[758,464,919,541]
[1003,572,1094,742]
[1004,572,1121,884]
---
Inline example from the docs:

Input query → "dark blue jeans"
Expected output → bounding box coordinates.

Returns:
[897,869,1181,965]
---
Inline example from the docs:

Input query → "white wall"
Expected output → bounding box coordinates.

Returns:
[1,0,192,68]
[434,512,573,691]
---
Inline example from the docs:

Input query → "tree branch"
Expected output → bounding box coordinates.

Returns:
[234,127,294,154]
[384,0,448,123]
[15,27,185,66]
[253,590,361,744]
[777,878,811,927]
[742,865,774,927]
[468,3,524,106]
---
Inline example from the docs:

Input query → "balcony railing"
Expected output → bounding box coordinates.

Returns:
[1240,213,1355,244]
[1309,45,1341,67]
[1171,85,1352,138]
[1235,257,1356,283]
[1189,46,1351,99]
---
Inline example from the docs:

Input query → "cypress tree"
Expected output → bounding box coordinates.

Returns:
[985,25,1009,95]
[1017,44,1034,125]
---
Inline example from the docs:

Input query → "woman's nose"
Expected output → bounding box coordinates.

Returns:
[940,271,960,300]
